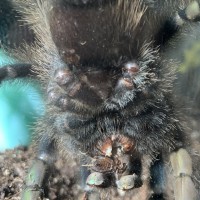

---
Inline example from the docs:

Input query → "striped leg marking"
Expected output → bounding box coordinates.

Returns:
[170,148,197,200]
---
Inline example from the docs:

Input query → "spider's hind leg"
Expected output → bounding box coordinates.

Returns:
[22,135,57,200]
[149,155,166,200]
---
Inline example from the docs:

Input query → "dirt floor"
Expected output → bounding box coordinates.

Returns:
[0,146,83,200]
[0,117,199,200]
[0,146,152,200]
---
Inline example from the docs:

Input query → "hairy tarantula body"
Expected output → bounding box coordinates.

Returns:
[1,0,200,199]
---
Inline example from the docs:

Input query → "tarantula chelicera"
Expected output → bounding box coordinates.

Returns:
[1,0,200,199]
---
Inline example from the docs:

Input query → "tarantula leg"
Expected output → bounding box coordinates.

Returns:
[22,137,57,200]
[79,166,101,200]
[182,1,200,21]
[22,159,47,200]
[149,156,165,199]
[0,63,34,83]
[170,148,197,200]
[176,1,200,25]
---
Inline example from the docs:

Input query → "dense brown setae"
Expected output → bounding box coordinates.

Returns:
[0,0,200,199]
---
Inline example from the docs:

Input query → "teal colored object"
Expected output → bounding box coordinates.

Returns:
[0,50,44,151]
[0,49,16,65]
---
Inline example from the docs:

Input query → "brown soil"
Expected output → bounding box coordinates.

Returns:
[0,146,84,200]
[0,147,147,200]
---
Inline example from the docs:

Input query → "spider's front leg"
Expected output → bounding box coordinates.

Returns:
[170,148,198,200]
[21,136,57,200]
[175,1,200,26]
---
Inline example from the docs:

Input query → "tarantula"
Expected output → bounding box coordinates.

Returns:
[0,0,200,199]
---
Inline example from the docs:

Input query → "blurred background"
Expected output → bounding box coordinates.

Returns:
[0,0,199,152]
[0,0,44,151]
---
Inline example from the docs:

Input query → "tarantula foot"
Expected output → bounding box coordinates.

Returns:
[116,174,139,190]
[177,1,200,25]
[184,1,200,21]
[86,172,109,187]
